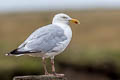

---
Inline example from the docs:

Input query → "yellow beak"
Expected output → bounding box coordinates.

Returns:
[70,18,80,24]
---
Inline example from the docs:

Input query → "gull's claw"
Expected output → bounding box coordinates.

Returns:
[53,72,65,77]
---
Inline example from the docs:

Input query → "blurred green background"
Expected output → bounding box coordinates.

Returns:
[0,10,120,80]
[1,0,120,80]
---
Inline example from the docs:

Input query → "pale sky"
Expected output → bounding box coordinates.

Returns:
[0,0,120,12]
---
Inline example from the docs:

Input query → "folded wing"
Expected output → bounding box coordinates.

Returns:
[9,24,67,55]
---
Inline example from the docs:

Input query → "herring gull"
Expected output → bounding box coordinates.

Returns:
[6,13,80,76]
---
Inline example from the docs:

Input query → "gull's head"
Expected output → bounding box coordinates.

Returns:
[52,13,80,25]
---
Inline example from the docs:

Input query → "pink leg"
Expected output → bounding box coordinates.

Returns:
[42,57,49,75]
[51,58,64,77]
[51,58,56,74]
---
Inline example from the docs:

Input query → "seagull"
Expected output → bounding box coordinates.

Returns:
[6,13,80,76]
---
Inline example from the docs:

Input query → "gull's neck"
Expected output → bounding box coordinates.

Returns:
[53,22,70,28]
[52,22,72,43]
[52,18,69,25]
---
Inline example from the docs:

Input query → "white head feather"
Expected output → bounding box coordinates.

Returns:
[52,13,72,25]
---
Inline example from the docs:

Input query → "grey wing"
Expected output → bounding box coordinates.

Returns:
[18,24,67,53]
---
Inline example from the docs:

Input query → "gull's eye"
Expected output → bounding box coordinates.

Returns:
[62,16,67,19]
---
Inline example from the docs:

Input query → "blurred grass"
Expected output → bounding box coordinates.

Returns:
[0,10,120,79]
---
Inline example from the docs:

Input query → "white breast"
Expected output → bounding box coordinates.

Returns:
[57,23,72,52]
[55,23,72,42]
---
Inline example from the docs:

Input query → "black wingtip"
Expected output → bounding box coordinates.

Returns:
[5,49,37,56]
[10,49,18,54]
[5,49,19,56]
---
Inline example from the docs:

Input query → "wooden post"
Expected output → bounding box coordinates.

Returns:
[13,75,67,80]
